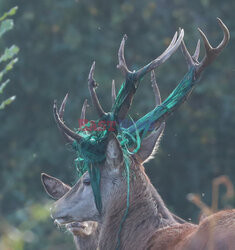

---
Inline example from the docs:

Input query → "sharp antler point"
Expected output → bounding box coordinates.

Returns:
[64,93,69,100]
[180,28,184,36]
[84,99,88,105]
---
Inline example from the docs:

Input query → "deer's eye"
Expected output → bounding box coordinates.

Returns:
[83,178,91,186]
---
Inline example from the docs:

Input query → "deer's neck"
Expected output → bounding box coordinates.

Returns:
[149,182,176,223]
[74,234,97,250]
[98,167,177,250]
[73,225,100,250]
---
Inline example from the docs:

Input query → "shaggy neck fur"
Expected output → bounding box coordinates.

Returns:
[98,161,177,250]
[73,224,100,250]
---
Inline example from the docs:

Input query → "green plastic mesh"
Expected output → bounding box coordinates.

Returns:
[127,67,195,136]
[72,67,195,213]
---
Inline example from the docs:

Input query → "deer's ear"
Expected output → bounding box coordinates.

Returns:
[105,133,124,170]
[41,173,71,200]
[135,123,165,163]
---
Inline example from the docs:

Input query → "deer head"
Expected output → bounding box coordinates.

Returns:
[41,173,99,235]
[43,19,229,248]
[50,125,166,223]
[41,173,100,250]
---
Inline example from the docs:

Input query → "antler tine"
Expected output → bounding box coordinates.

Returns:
[112,79,116,106]
[135,29,184,79]
[198,28,212,52]
[192,39,201,62]
[149,70,164,132]
[80,99,88,120]
[53,100,82,142]
[181,39,195,70]
[59,93,68,118]
[151,70,161,107]
[80,98,89,128]
[56,94,74,143]
[117,34,131,77]
[88,61,106,118]
[196,18,230,77]
[216,18,230,51]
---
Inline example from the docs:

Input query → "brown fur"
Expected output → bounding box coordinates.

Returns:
[50,135,235,250]
[98,158,235,250]
[72,222,100,250]
[98,160,179,249]
[49,18,231,249]
[42,172,186,250]
[176,210,235,250]
[146,223,197,250]
[146,210,235,250]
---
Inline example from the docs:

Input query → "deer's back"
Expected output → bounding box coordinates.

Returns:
[147,209,235,250]
[146,223,197,250]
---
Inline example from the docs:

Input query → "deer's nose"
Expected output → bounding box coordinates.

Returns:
[50,202,60,220]
[50,206,54,219]
[50,202,73,224]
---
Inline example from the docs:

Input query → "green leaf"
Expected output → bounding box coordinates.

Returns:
[0,79,10,94]
[0,45,19,63]
[0,6,18,22]
[0,19,14,38]
[0,95,16,110]
[0,58,18,81]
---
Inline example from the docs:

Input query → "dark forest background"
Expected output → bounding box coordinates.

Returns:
[0,0,235,249]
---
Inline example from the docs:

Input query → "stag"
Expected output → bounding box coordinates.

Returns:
[41,83,185,249]
[43,19,233,249]
[41,172,186,250]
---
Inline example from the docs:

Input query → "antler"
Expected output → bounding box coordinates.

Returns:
[53,29,183,143]
[112,80,116,106]
[117,31,184,79]
[181,18,230,79]
[57,94,74,143]
[54,101,82,142]
[53,62,107,144]
[114,30,184,121]
[151,70,161,107]
[126,19,229,136]
[88,61,106,118]
[54,96,89,143]
[80,99,89,127]
[53,19,229,148]
[55,94,73,143]
[140,70,165,147]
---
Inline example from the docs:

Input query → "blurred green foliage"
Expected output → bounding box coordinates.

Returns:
[0,6,18,110]
[0,0,234,249]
